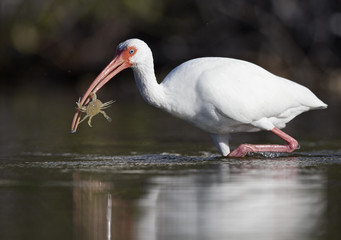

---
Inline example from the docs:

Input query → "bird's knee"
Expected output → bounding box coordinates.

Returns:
[288,139,299,151]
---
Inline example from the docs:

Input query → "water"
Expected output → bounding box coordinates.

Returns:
[1,151,341,240]
[1,91,341,240]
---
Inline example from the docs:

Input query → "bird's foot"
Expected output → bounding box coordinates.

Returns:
[228,144,253,157]
[229,142,299,158]
[229,128,299,158]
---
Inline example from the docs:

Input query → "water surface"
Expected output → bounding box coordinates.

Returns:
[1,149,341,240]
[0,92,340,240]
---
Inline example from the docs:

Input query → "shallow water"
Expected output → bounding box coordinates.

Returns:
[1,92,341,240]
[1,150,341,240]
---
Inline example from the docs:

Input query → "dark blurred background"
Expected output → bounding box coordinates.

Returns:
[0,0,340,154]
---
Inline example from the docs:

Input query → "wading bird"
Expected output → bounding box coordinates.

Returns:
[71,39,327,157]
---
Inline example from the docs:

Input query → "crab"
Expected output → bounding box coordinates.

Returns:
[76,92,115,127]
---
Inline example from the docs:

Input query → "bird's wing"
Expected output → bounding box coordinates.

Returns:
[161,57,326,131]
[195,58,325,130]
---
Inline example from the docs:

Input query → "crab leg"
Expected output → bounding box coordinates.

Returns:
[100,111,112,122]
[79,115,89,124]
[88,116,94,127]
[100,101,115,109]
[102,100,115,106]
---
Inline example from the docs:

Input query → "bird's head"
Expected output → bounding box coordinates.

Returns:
[116,38,153,68]
[71,38,152,133]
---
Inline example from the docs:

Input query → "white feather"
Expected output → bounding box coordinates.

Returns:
[120,39,327,155]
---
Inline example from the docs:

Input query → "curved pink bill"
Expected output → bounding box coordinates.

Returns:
[71,53,131,133]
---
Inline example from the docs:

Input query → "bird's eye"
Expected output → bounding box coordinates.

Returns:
[129,48,135,55]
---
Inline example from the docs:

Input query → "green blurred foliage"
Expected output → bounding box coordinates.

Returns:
[1,0,341,104]
[0,0,340,153]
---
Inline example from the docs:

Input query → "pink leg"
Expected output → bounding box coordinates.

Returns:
[229,128,299,157]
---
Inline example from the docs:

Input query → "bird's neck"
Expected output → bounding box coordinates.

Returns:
[132,62,166,109]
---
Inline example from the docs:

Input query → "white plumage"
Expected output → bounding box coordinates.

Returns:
[160,57,325,131]
[71,39,327,157]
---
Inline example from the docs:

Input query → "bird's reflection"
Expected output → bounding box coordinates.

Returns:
[71,157,325,240]
[72,172,135,240]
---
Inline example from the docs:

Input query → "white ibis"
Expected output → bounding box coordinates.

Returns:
[71,39,327,157]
